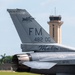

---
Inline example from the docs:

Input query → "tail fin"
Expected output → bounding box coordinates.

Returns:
[7,9,55,43]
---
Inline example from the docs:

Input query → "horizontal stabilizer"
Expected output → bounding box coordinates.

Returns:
[23,61,56,69]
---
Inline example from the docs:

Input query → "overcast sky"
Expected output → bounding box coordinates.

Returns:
[0,0,75,55]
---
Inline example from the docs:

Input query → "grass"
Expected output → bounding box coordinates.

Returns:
[0,72,40,75]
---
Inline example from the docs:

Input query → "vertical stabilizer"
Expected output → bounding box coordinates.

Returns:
[7,9,55,43]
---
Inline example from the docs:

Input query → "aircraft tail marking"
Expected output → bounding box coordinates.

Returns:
[7,9,55,43]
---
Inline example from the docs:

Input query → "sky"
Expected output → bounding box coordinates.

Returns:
[0,0,75,55]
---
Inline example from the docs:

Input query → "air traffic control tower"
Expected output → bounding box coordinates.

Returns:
[48,16,63,44]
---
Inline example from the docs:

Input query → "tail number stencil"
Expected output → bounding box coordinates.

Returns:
[45,37,51,42]
[34,37,51,42]
[34,37,43,42]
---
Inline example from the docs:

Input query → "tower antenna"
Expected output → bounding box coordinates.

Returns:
[55,7,56,15]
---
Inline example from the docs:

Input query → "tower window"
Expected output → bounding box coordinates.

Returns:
[53,24,54,38]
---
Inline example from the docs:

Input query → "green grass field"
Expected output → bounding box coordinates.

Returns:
[0,72,40,75]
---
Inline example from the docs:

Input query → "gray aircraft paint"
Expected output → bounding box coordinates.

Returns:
[7,9,75,52]
[16,52,75,65]
[21,43,75,52]
[7,9,55,43]
[7,9,75,75]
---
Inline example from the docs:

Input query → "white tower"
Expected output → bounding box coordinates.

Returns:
[48,16,63,44]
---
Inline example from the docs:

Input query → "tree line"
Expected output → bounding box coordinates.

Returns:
[0,53,12,65]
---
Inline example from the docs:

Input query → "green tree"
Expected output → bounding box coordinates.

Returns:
[4,56,12,63]
[0,53,12,64]
[0,53,6,64]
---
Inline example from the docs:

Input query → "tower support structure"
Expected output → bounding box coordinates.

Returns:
[48,16,63,44]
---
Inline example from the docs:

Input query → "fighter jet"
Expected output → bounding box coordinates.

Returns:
[7,9,75,75]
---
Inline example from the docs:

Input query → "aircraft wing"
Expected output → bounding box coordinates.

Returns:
[23,61,56,69]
